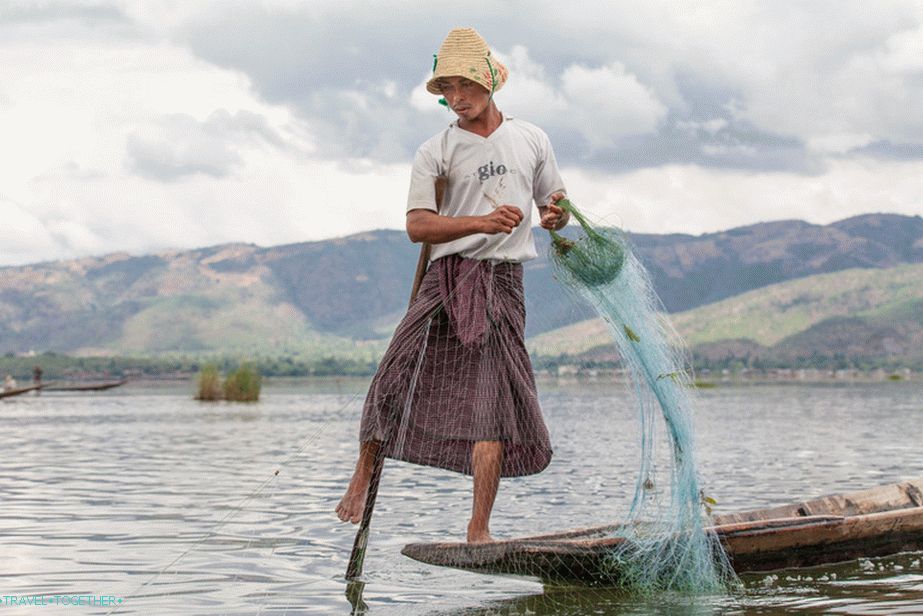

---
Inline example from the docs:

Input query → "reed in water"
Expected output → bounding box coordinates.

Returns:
[195,364,223,401]
[195,363,261,402]
[223,363,262,402]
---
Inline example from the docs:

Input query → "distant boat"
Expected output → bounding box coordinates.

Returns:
[42,379,127,392]
[403,476,923,583]
[0,384,42,399]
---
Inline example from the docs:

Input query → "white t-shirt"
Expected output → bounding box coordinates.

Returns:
[406,116,566,263]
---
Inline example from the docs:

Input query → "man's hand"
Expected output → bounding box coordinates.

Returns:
[480,205,523,234]
[539,192,569,230]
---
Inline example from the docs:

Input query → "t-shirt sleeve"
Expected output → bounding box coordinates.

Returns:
[532,131,566,208]
[406,143,441,213]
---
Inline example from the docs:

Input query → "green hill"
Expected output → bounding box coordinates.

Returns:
[530,263,923,368]
[0,244,388,361]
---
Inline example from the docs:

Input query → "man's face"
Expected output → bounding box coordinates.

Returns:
[437,76,491,122]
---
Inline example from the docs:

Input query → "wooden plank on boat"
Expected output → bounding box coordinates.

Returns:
[401,476,923,583]
[713,478,923,523]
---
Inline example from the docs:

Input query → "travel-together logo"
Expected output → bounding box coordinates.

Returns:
[1,594,124,608]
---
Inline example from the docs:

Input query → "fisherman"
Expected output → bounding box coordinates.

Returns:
[336,27,569,543]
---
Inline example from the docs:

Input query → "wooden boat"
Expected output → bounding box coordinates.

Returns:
[0,384,42,399]
[402,476,923,583]
[43,379,127,392]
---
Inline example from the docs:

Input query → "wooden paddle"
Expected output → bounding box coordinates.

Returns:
[346,175,447,580]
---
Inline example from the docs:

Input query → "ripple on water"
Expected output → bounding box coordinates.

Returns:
[2,381,923,614]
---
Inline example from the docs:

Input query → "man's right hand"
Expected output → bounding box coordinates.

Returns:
[480,205,523,235]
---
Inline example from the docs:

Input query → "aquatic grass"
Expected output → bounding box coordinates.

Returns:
[195,364,223,401]
[223,363,262,402]
[194,362,262,401]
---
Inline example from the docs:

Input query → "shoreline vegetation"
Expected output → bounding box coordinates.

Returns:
[0,352,917,384]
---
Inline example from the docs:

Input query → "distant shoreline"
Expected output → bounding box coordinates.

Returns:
[1,354,916,385]
[25,370,916,389]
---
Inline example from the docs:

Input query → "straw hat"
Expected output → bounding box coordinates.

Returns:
[426,28,508,95]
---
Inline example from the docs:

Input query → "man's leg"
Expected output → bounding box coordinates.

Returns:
[336,441,379,524]
[467,440,503,543]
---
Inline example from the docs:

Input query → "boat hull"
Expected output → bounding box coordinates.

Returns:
[402,477,923,583]
[0,384,42,399]
[43,379,127,392]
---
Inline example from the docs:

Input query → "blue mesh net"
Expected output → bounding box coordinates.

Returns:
[549,199,738,593]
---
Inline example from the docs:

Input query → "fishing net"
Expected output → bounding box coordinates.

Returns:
[546,199,737,592]
[345,199,737,599]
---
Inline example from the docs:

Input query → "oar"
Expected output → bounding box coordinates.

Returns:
[345,176,447,581]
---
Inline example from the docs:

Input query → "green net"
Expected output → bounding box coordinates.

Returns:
[548,199,738,593]
[548,202,625,287]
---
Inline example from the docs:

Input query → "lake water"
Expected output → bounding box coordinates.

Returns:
[1,379,922,615]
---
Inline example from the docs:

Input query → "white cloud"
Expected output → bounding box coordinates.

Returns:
[19,149,413,265]
[559,62,668,148]
[564,156,923,236]
[0,15,411,265]
[676,119,729,136]
[684,3,923,147]
[1,1,922,267]
[0,35,296,193]
[492,45,566,123]
[125,109,294,180]
[806,133,875,155]
[409,73,439,111]
[877,23,923,73]
[0,196,60,264]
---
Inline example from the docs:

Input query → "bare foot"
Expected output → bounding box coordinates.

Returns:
[336,472,370,524]
[466,521,494,544]
[336,442,378,524]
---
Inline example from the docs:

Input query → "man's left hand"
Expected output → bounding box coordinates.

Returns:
[539,192,568,230]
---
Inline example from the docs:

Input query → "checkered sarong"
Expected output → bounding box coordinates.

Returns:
[359,255,552,477]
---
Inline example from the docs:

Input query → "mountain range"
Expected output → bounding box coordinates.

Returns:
[1,213,921,366]
[530,262,923,369]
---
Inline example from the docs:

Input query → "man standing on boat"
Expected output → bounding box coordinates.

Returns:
[336,27,569,543]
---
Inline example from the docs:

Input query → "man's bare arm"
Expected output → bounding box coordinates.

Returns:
[406,206,523,244]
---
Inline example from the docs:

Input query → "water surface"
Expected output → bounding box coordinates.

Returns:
[1,379,921,614]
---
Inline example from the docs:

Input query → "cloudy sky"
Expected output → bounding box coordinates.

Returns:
[2,0,922,266]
